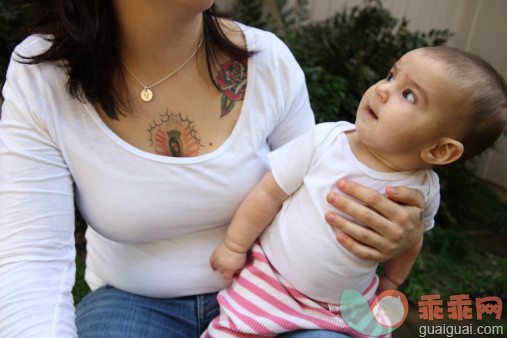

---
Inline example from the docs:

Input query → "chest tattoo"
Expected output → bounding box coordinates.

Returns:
[147,111,203,157]
[217,59,248,118]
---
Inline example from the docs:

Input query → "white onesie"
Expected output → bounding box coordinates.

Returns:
[262,121,439,304]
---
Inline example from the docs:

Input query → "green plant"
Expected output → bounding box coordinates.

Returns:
[400,227,507,336]
[236,0,309,46]
[234,0,269,30]
[236,0,452,123]
[72,256,90,304]
[401,227,506,310]
[289,0,452,123]
[271,0,309,46]
[436,161,507,235]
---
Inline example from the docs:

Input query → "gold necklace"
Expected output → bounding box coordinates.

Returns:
[121,35,204,102]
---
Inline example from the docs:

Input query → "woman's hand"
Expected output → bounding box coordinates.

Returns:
[325,179,425,262]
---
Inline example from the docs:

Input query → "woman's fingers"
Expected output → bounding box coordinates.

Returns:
[385,185,425,209]
[326,188,395,239]
[325,211,391,261]
[327,179,426,261]
[385,185,425,229]
[333,180,423,237]
[335,179,402,224]
[336,233,386,262]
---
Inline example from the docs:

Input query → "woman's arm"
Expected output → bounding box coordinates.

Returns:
[0,47,77,336]
[210,171,289,279]
[325,179,425,262]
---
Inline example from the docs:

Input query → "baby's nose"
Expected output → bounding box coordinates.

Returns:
[375,83,389,102]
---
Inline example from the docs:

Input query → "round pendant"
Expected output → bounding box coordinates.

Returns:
[141,88,153,102]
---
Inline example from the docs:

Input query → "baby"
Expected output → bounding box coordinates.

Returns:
[203,46,507,337]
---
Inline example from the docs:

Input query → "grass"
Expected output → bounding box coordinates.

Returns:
[401,227,506,302]
[396,227,507,336]
[72,255,90,305]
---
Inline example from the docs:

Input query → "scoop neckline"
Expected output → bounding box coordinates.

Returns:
[83,23,254,164]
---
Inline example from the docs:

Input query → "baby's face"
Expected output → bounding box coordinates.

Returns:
[355,49,459,169]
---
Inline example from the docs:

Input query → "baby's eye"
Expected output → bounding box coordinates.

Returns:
[403,90,416,103]
[386,72,394,82]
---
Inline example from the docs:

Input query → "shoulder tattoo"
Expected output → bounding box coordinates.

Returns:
[217,59,248,118]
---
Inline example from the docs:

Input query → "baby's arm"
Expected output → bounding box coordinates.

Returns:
[210,171,289,279]
[377,238,423,294]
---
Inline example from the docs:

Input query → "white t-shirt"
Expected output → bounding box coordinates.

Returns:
[261,122,439,304]
[0,24,315,336]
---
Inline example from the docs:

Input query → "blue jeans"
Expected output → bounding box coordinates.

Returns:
[76,285,350,337]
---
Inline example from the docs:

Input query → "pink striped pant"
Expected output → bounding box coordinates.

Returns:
[202,242,379,337]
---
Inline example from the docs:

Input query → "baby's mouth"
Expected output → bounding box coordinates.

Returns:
[366,106,378,120]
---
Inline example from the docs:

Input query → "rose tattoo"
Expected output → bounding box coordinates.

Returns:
[217,59,247,117]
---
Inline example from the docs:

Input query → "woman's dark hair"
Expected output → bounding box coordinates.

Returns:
[17,1,253,119]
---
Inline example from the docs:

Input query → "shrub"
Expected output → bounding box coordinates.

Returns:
[241,0,452,123]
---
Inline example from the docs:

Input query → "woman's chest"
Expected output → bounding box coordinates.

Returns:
[66,113,270,243]
[97,84,243,157]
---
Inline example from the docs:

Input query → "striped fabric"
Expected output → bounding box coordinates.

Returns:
[202,242,381,337]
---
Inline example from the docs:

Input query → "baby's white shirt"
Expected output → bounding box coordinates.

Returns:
[262,121,439,304]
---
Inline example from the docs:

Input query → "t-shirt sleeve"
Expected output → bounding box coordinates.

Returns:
[268,123,335,195]
[265,36,315,150]
[0,39,77,337]
[422,171,441,231]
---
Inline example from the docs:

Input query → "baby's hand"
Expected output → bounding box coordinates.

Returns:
[209,242,247,280]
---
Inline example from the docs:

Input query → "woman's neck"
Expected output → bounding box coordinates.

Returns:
[114,0,206,80]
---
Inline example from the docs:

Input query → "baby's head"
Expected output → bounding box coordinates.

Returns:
[355,46,506,171]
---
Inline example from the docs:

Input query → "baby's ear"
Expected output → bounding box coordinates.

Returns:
[421,138,464,166]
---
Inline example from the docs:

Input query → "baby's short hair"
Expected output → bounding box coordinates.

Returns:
[421,46,506,161]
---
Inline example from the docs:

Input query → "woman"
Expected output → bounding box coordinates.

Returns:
[0,1,425,336]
